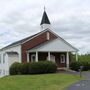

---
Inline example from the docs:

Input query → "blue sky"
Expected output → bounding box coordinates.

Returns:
[0,0,90,54]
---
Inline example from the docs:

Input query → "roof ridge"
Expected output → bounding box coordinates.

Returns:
[0,29,49,51]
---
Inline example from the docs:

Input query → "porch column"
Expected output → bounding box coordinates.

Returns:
[27,52,29,62]
[76,52,78,61]
[48,52,50,61]
[36,51,38,62]
[66,52,69,68]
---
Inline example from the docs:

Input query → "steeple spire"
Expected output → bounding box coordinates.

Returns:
[44,6,45,11]
[40,7,51,31]
[40,8,51,25]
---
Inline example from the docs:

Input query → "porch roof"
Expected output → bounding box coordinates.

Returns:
[28,38,78,52]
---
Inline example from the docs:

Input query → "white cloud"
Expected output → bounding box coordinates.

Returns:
[0,0,90,54]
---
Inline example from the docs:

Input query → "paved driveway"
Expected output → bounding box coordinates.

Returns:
[83,71,90,79]
[66,72,90,90]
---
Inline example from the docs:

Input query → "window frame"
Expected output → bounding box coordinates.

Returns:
[31,54,36,62]
[60,54,65,63]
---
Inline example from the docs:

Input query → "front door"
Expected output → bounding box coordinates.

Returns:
[60,54,66,67]
[55,54,66,67]
[55,54,61,67]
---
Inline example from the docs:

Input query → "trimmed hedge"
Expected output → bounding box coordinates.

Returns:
[70,61,90,71]
[20,63,30,74]
[10,62,22,75]
[28,61,57,74]
[10,61,57,75]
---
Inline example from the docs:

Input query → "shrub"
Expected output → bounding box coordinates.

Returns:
[70,61,90,71]
[20,63,30,74]
[10,62,22,75]
[9,61,57,75]
[80,61,90,71]
[70,62,81,71]
[29,61,57,74]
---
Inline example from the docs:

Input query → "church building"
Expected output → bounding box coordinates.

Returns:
[0,9,78,77]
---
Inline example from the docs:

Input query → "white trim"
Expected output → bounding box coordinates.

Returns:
[66,52,69,68]
[41,24,51,31]
[27,53,29,62]
[22,29,49,44]
[36,52,38,62]
[28,38,77,52]
[47,29,78,51]
[31,54,36,62]
[0,44,21,52]
[47,32,50,40]
[48,52,50,61]
[29,50,76,53]
[50,55,55,63]
[60,54,65,63]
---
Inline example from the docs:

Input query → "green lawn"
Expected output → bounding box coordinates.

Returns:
[0,74,80,90]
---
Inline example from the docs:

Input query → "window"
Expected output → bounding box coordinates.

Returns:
[31,54,36,62]
[60,54,65,63]
[47,54,55,62]
[50,55,55,62]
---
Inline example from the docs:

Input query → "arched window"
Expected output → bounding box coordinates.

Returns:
[31,54,36,62]
[50,55,55,62]
[47,54,55,62]
[60,54,65,63]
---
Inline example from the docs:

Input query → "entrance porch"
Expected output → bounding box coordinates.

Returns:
[26,38,78,68]
[27,52,76,68]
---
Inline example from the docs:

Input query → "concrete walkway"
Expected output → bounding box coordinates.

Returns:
[57,68,80,75]
[66,71,90,90]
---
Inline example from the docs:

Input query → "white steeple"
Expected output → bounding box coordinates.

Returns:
[40,8,51,31]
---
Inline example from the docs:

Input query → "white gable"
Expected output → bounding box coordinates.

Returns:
[29,38,78,52]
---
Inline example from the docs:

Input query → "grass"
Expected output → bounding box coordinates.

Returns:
[0,73,81,90]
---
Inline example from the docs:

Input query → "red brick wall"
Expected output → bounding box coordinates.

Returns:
[21,31,57,62]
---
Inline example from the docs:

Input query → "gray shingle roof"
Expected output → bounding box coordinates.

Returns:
[0,31,40,50]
